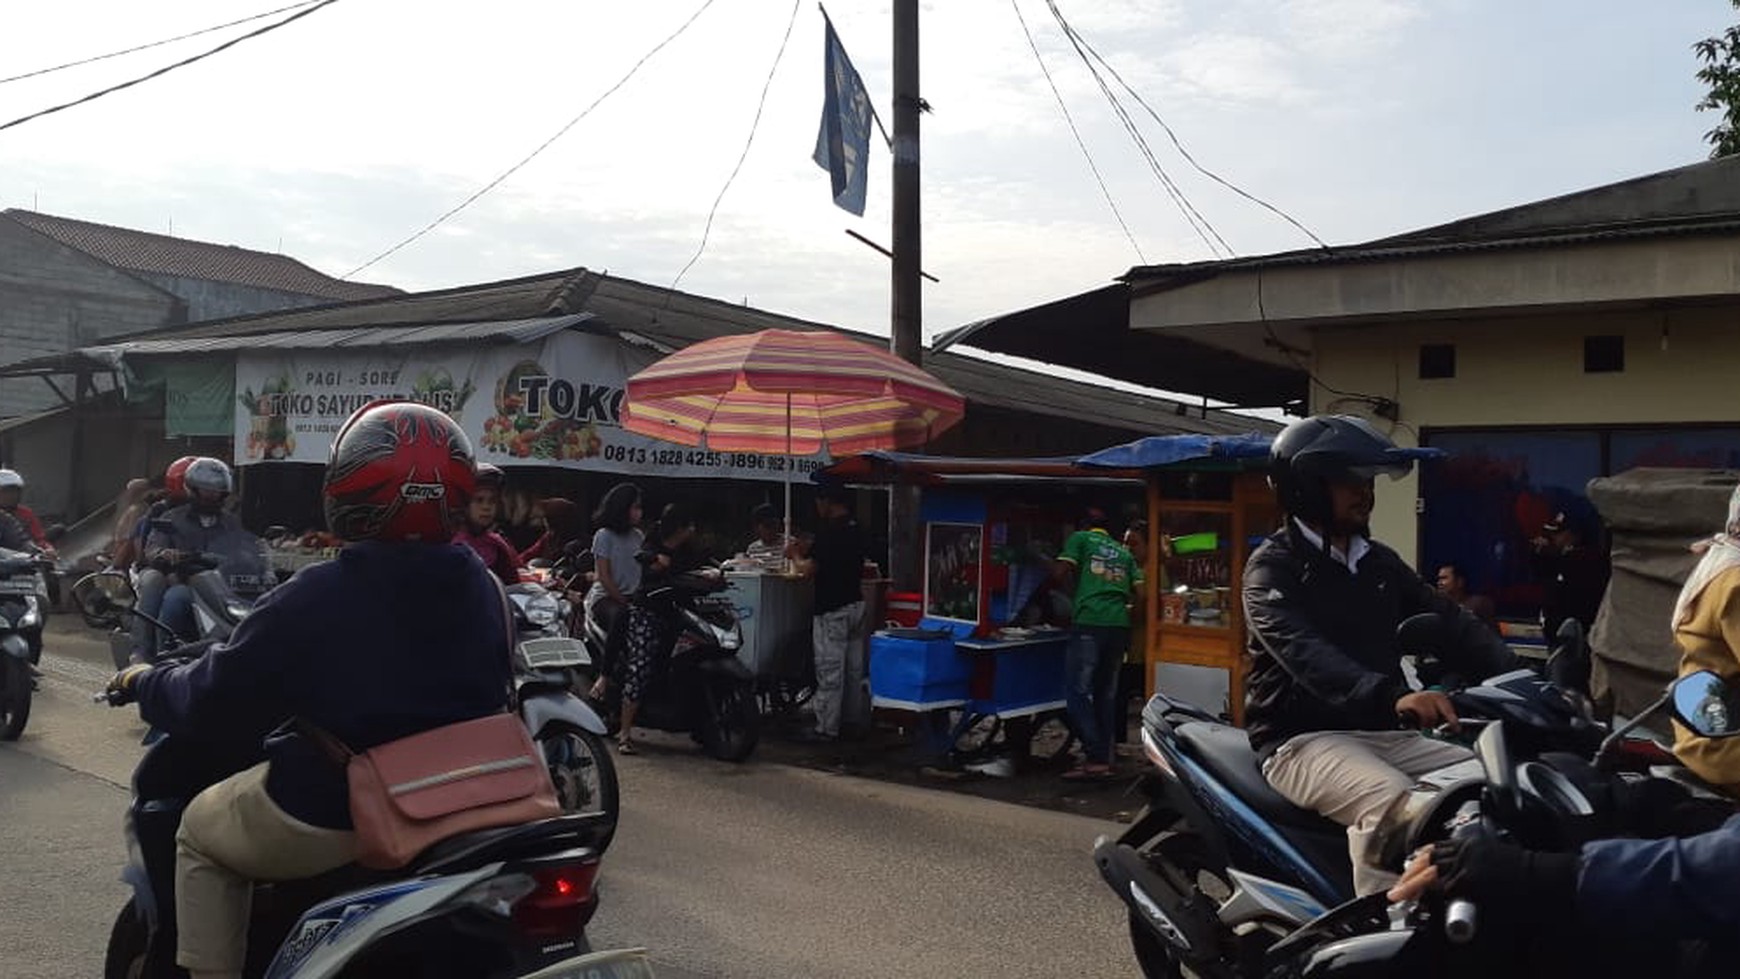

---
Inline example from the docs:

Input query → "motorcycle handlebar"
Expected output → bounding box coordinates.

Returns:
[1444,898,1477,943]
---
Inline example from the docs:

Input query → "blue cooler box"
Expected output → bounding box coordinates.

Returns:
[870,633,970,708]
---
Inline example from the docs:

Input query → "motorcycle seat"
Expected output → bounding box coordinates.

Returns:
[1175,722,1341,832]
[411,812,611,875]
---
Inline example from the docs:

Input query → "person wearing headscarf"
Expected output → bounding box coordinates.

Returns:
[1671,482,1740,798]
[519,497,586,565]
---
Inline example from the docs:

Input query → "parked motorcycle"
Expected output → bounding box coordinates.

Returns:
[1092,615,1650,979]
[73,573,617,979]
[505,578,620,843]
[0,544,51,740]
[1261,669,1740,979]
[582,565,760,762]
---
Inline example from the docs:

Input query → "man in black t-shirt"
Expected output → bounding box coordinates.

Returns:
[789,484,868,741]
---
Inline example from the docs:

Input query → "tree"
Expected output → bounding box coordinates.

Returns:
[1695,3,1740,158]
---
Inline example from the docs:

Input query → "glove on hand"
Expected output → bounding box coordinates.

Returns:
[1430,835,1578,928]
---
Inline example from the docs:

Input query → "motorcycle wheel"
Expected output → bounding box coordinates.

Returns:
[103,899,148,979]
[0,655,31,741]
[701,680,761,762]
[537,722,620,850]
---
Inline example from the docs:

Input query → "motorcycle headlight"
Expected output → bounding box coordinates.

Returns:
[16,595,40,630]
[524,593,560,627]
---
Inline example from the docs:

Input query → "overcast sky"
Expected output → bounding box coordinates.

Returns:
[0,1,1730,346]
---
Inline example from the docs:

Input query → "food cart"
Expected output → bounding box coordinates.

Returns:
[822,433,1279,767]
[1075,434,1276,724]
[818,452,1144,765]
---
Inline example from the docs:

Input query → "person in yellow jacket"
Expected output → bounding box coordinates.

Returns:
[1672,482,1740,797]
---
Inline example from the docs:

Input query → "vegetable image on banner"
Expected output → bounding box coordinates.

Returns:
[482,359,607,463]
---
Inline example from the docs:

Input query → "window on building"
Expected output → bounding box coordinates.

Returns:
[1584,335,1625,373]
[1419,343,1456,379]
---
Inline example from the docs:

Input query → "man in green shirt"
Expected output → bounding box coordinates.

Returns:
[1055,503,1144,779]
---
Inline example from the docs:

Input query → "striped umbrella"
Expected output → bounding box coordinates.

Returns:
[622,329,964,455]
[623,329,965,559]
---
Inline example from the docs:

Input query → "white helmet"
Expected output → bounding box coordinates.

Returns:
[0,469,21,491]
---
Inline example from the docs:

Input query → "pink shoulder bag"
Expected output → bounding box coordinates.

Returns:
[300,580,558,870]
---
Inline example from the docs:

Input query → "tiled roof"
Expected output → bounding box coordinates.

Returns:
[2,209,399,302]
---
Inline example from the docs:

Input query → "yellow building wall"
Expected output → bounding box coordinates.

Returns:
[1308,303,1740,565]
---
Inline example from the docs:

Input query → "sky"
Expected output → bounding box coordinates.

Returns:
[0,0,1732,352]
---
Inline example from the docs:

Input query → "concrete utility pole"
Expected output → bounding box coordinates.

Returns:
[887,0,924,591]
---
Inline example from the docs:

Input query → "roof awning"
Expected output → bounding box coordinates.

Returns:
[930,283,1307,409]
[815,433,1282,486]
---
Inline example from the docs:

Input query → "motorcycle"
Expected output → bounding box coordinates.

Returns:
[582,564,761,762]
[109,528,279,669]
[504,577,621,843]
[1262,669,1740,979]
[72,573,621,979]
[0,544,51,740]
[1092,614,1656,979]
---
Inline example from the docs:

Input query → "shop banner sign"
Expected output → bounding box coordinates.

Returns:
[233,331,830,482]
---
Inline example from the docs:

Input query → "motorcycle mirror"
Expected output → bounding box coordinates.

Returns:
[43,523,67,543]
[1671,670,1740,739]
[1396,612,1453,658]
[530,558,553,570]
[71,571,136,628]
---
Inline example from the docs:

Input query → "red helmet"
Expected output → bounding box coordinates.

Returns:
[164,455,199,502]
[322,401,476,543]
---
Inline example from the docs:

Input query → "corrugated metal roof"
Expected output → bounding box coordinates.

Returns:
[78,314,593,357]
[3,210,400,302]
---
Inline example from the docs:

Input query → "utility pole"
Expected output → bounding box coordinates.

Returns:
[888,0,923,590]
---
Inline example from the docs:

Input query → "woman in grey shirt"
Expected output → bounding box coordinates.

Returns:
[586,483,644,698]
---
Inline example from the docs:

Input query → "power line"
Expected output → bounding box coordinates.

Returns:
[1046,0,1330,252]
[0,0,323,87]
[345,0,720,279]
[1042,0,1231,258]
[669,0,804,296]
[1008,0,1146,264]
[0,0,341,135]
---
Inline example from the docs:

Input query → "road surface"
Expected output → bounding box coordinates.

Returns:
[0,625,1135,977]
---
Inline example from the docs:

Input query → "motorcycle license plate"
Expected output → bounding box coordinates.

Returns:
[519,637,591,670]
[0,578,37,596]
[519,948,655,979]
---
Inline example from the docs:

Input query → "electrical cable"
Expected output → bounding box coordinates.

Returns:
[668,0,803,296]
[1008,0,1146,264]
[344,0,721,279]
[1041,0,1230,258]
[0,1,323,87]
[1046,0,1330,251]
[0,0,341,134]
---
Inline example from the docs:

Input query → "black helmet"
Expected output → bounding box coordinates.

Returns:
[1270,415,1413,523]
[474,462,505,491]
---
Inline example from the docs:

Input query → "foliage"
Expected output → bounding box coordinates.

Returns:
[1694,2,1740,158]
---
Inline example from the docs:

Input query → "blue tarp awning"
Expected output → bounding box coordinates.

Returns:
[1075,432,1274,470]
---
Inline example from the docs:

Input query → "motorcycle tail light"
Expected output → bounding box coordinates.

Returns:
[511,860,601,937]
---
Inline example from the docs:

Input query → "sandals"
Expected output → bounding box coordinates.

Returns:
[616,737,637,755]
[1062,763,1114,781]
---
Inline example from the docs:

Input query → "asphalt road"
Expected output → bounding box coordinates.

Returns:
[0,624,1137,978]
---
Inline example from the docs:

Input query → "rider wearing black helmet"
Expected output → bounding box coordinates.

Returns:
[1245,415,1518,896]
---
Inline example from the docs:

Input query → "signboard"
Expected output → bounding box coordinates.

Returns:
[233,331,830,482]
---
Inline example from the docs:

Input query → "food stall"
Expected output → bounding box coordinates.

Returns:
[822,433,1281,766]
[818,452,1145,764]
[1076,434,1276,724]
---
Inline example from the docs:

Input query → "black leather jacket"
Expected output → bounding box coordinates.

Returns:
[1243,523,1519,758]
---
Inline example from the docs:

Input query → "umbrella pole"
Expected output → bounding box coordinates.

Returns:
[785,393,793,575]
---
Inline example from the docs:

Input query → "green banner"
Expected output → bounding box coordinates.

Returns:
[126,356,235,437]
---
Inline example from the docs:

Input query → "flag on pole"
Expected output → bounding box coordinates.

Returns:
[812,12,873,216]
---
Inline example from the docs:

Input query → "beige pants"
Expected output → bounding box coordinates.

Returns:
[1261,730,1473,896]
[175,762,357,978]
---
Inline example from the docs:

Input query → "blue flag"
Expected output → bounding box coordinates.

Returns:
[813,15,873,216]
